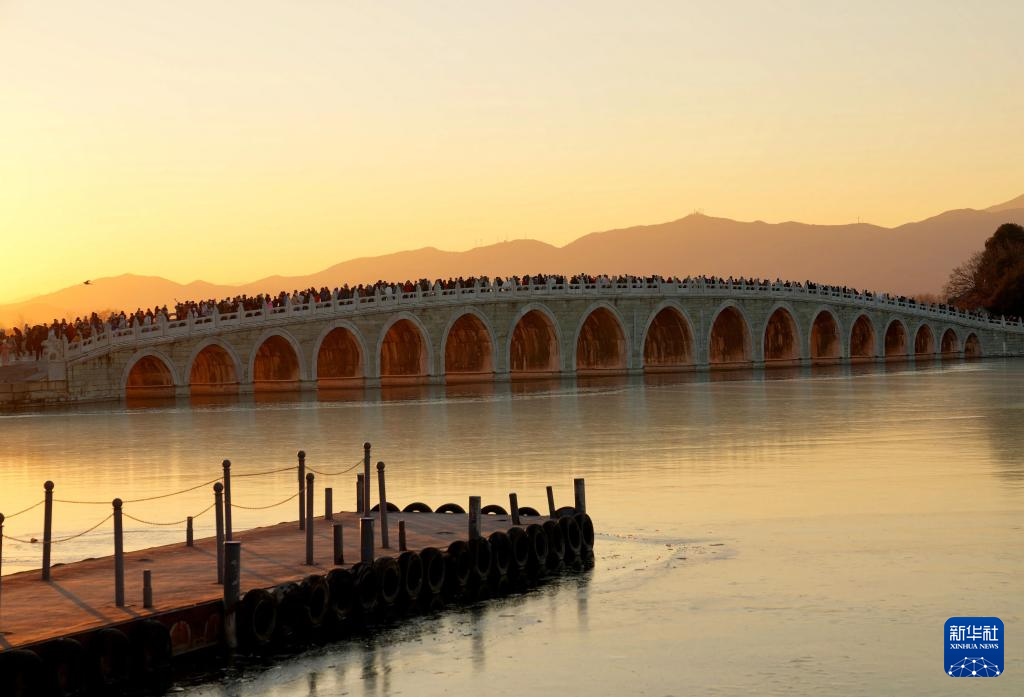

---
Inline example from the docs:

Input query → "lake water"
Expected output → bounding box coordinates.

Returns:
[1,360,1021,695]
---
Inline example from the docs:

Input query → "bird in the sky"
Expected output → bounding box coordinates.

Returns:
[83,280,92,285]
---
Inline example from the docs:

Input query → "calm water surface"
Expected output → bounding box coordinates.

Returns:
[1,360,1022,695]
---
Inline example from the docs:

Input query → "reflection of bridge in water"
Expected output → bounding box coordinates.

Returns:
[55,279,1024,401]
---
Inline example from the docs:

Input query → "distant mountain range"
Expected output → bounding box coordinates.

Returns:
[2,195,1023,328]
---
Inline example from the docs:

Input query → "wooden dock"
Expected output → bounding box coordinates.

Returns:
[0,460,595,696]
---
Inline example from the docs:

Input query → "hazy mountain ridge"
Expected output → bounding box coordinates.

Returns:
[2,200,1022,328]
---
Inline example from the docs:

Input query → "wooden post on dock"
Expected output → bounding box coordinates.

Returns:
[360,517,374,563]
[143,569,153,609]
[222,459,232,541]
[186,516,194,547]
[113,498,125,607]
[509,493,521,525]
[305,473,315,565]
[214,482,225,584]
[363,442,372,516]
[324,487,333,521]
[42,480,54,581]
[546,485,556,518]
[356,474,365,513]
[398,520,407,552]
[297,451,306,531]
[377,461,389,548]
[223,541,241,651]
[468,496,481,540]
[333,523,344,565]
[573,478,587,514]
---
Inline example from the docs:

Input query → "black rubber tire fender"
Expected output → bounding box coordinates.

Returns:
[274,582,309,644]
[525,524,549,572]
[559,515,583,561]
[350,562,379,616]
[398,551,424,603]
[574,512,595,551]
[435,502,466,514]
[369,502,400,512]
[517,506,541,517]
[301,574,331,630]
[326,568,355,626]
[506,527,530,571]
[487,530,512,578]
[419,546,446,595]
[555,506,577,518]
[543,519,566,567]
[238,588,278,649]
[402,501,433,513]
[373,556,402,608]
[89,627,132,693]
[480,504,507,515]
[132,619,172,693]
[37,637,87,697]
[468,537,492,581]
[444,540,472,594]
[0,649,46,697]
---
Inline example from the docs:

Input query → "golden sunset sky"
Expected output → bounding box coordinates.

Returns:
[1,1,1022,304]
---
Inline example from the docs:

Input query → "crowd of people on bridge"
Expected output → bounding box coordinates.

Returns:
[2,274,1019,365]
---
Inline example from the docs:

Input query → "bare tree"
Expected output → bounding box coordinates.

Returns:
[943,250,983,308]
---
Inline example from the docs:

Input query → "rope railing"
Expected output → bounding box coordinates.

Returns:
[306,458,365,478]
[229,491,299,511]
[4,499,44,519]
[1,511,114,545]
[122,500,217,528]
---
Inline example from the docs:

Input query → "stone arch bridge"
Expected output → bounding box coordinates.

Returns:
[56,279,1024,401]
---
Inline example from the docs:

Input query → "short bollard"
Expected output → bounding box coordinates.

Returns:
[398,520,407,552]
[297,451,306,531]
[325,487,333,521]
[305,473,315,565]
[113,498,125,607]
[356,474,365,514]
[468,496,481,541]
[223,541,242,651]
[546,485,556,518]
[360,517,374,563]
[362,442,372,516]
[42,480,54,581]
[143,569,153,609]
[333,523,344,565]
[509,493,521,526]
[574,478,587,514]
[377,461,390,548]
[222,459,233,541]
[186,516,194,547]
[214,482,225,584]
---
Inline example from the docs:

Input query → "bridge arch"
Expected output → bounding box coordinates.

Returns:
[913,323,936,357]
[442,309,497,381]
[849,314,876,361]
[507,303,562,378]
[762,302,803,364]
[708,302,753,366]
[122,349,179,397]
[641,301,696,370]
[312,320,368,387]
[964,333,982,358]
[809,307,842,362]
[573,302,630,374]
[377,313,433,383]
[187,339,243,394]
[883,318,910,360]
[940,327,960,355]
[249,329,305,390]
